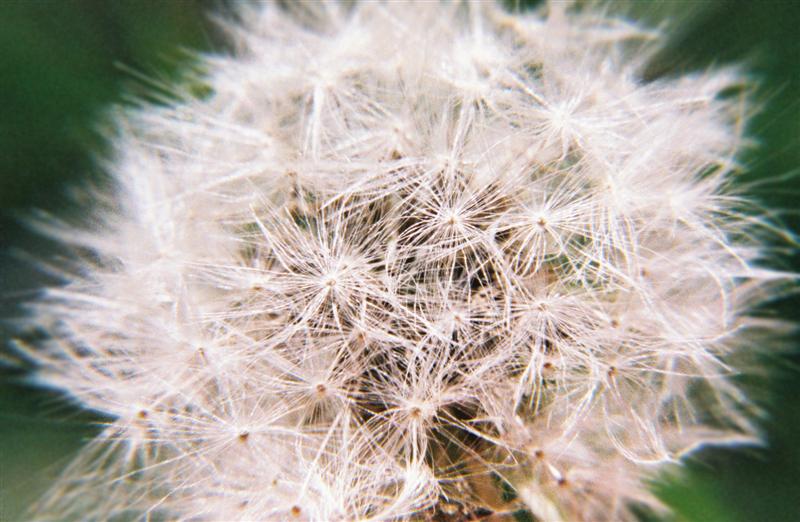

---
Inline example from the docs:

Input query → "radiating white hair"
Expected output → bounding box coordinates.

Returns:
[19,1,792,520]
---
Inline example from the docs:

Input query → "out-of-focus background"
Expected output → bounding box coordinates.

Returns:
[0,1,797,520]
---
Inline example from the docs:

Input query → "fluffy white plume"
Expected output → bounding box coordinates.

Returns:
[19,1,790,520]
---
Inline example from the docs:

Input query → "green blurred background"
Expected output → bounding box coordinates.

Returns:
[0,1,797,520]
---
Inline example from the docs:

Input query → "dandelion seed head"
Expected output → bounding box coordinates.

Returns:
[18,1,793,521]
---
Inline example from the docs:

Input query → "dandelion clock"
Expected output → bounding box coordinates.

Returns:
[12,1,796,521]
